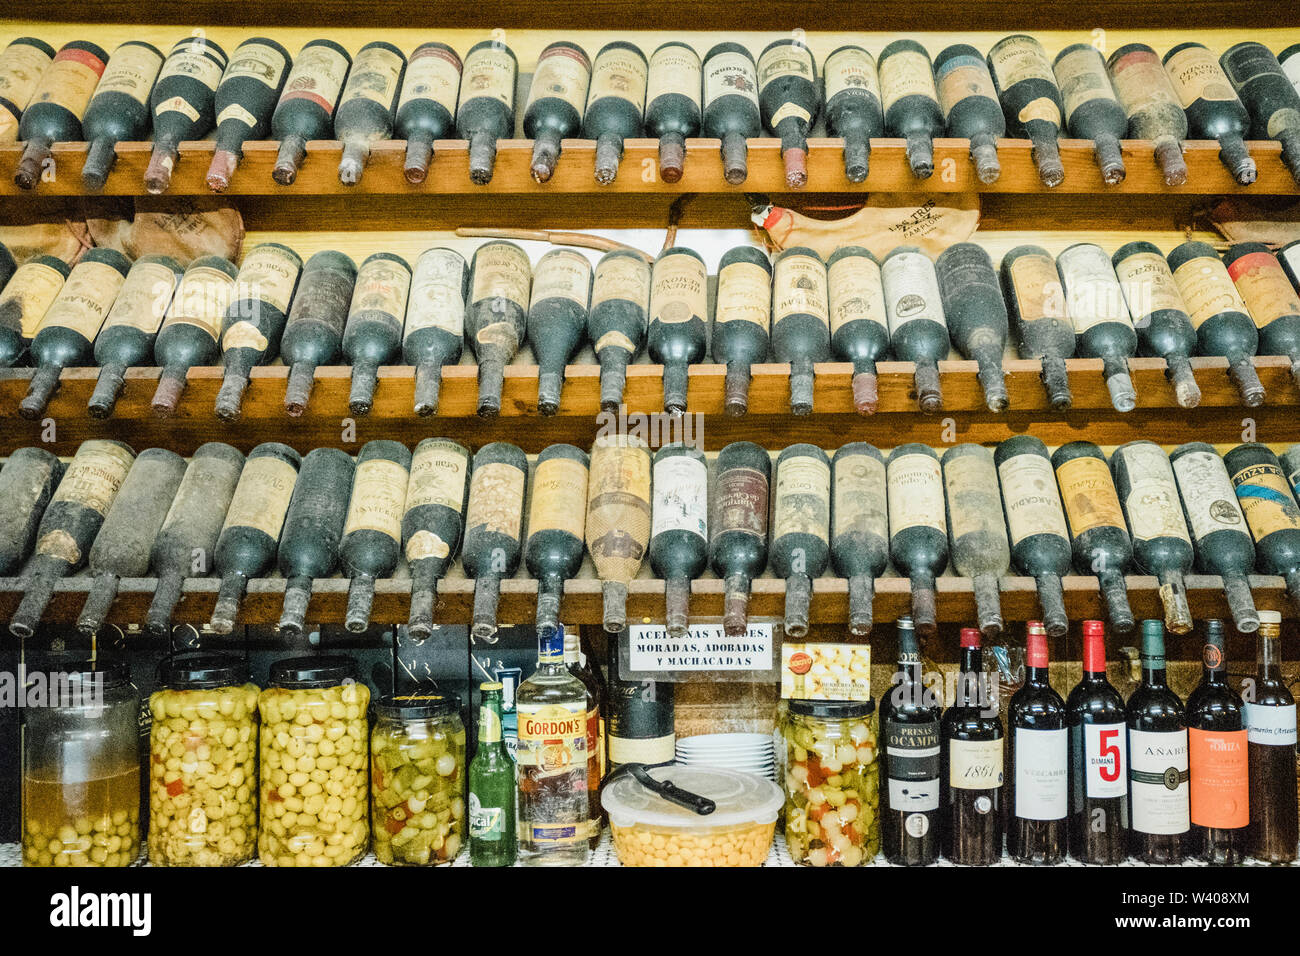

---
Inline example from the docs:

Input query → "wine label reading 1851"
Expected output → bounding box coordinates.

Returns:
[948,738,1004,791]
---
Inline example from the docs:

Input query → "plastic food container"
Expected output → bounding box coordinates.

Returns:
[602,766,783,867]
[782,698,879,866]
[148,653,260,866]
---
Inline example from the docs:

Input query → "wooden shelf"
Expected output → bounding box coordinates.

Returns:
[1,138,1294,197]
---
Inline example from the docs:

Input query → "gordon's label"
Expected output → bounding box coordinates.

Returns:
[221,455,298,539]
[591,254,651,309]
[1014,727,1067,821]
[824,47,880,103]
[516,700,587,770]
[833,453,887,541]
[1171,450,1246,542]
[828,253,887,334]
[1058,245,1132,334]
[528,456,589,540]
[989,35,1055,88]
[757,42,813,88]
[949,738,1004,791]
[465,461,526,538]
[1164,44,1238,107]
[646,45,701,105]
[773,454,830,543]
[781,643,870,701]
[1120,443,1191,543]
[651,454,708,540]
[222,41,287,89]
[998,453,1068,545]
[703,50,758,107]
[1,261,67,338]
[649,253,706,325]
[95,43,164,106]
[279,42,350,112]
[157,42,224,91]
[1115,251,1187,319]
[343,457,408,540]
[398,44,461,114]
[1189,728,1248,829]
[773,253,829,324]
[460,45,515,109]
[0,40,54,115]
[340,44,403,108]
[1128,727,1190,835]
[1245,702,1298,746]
[885,717,940,812]
[103,260,178,335]
[588,47,647,109]
[163,265,236,338]
[1173,256,1249,327]
[405,439,469,513]
[714,260,770,327]
[33,47,106,116]
[1055,46,1118,119]
[471,243,531,310]
[1230,461,1300,541]
[1008,253,1066,321]
[888,452,945,534]
[943,451,1001,542]
[36,260,126,341]
[1056,456,1126,536]
[712,465,767,538]
[405,249,466,338]
[882,251,945,333]
[530,250,592,309]
[1227,251,1300,328]
[879,49,937,112]
[234,244,300,315]
[527,45,590,114]
[1082,722,1128,799]
[52,441,134,515]
[935,53,995,117]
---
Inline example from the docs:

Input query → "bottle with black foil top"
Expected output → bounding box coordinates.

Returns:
[880,616,942,866]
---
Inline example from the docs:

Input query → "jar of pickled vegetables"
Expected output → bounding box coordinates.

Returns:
[258,656,370,867]
[371,694,466,865]
[148,654,260,866]
[22,659,141,867]
[782,699,879,867]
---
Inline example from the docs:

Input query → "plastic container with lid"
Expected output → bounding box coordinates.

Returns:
[22,659,141,867]
[602,765,783,866]
[148,653,260,866]
[371,693,466,866]
[258,655,370,867]
[782,698,879,866]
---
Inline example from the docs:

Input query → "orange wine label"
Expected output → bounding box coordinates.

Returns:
[1188,728,1248,829]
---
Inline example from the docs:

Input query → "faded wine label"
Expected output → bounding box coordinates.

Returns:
[222,455,298,539]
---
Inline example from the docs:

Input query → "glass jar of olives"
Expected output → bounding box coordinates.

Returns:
[258,656,370,867]
[148,653,260,866]
[370,694,466,865]
[782,699,879,866]
[22,659,141,867]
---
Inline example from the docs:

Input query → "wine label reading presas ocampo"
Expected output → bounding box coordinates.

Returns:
[1008,253,1066,321]
[948,738,1004,792]
[3,261,67,338]
[1114,251,1187,319]
[882,253,944,333]
[588,48,648,109]
[1230,461,1300,541]
[833,454,887,541]
[828,253,887,334]
[704,51,758,108]
[1082,722,1128,799]
[460,46,515,109]
[405,440,468,513]
[37,261,126,341]
[405,249,467,337]
[103,261,178,335]
[528,45,590,114]
[528,457,589,540]
[1059,246,1132,333]
[471,243,531,310]
[824,47,880,103]
[1227,251,1300,328]
[223,42,288,89]
[773,455,830,543]
[1164,44,1238,107]
[1171,450,1246,541]
[885,718,940,813]
[344,458,408,541]
[280,43,350,111]
[1056,456,1126,536]
[998,454,1068,545]
[164,266,235,338]
[35,47,106,115]
[650,254,706,325]
[651,455,708,540]
[714,261,770,328]
[466,461,526,538]
[1120,444,1191,543]
[879,50,937,112]
[1128,728,1190,835]
[52,441,135,515]
[340,45,403,108]
[773,255,828,324]
[222,455,298,539]
[1055,47,1118,119]
[888,453,945,533]
[398,44,461,114]
[530,250,592,309]
[591,254,651,310]
[1172,257,1249,327]
[96,43,165,106]
[1014,727,1067,821]
[1188,728,1248,829]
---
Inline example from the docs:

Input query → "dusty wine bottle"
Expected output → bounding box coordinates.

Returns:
[1223,442,1300,605]
[1053,44,1127,185]
[1106,44,1189,187]
[589,249,650,412]
[709,441,770,637]
[941,443,1009,636]
[583,41,647,185]
[1220,42,1300,184]
[457,40,518,186]
[463,442,527,641]
[467,240,531,418]
[0,38,55,144]
[1127,618,1190,864]
[0,244,13,298]
[282,250,357,416]
[1245,610,1298,864]
[832,442,888,636]
[150,255,239,417]
[827,245,889,414]
[20,248,130,421]
[771,246,829,415]
[1163,42,1256,185]
[1067,620,1130,864]
[879,39,942,178]
[80,41,165,190]
[941,627,1004,866]
[0,447,62,576]
[8,439,135,638]
[1223,242,1300,388]
[526,444,590,636]
[402,437,470,640]
[1000,245,1074,410]
[934,43,1003,183]
[205,37,291,191]
[145,37,227,194]
[995,435,1072,637]
[821,45,882,184]
[404,247,468,416]
[771,444,830,638]
[881,616,943,865]
[650,443,708,638]
[397,42,462,184]
[14,40,108,190]
[987,34,1065,188]
[208,442,301,634]
[757,38,819,188]
[882,246,949,413]
[342,252,412,415]
[75,448,187,635]
[277,447,356,636]
[1112,240,1200,409]
[1057,242,1138,412]
[1284,44,1300,99]
[936,242,1009,411]
[1007,621,1067,865]
[887,443,948,635]
[711,245,771,415]
[528,249,592,415]
[340,439,411,632]
[271,39,351,185]
[524,41,590,183]
[648,246,707,415]
[701,42,761,185]
[586,434,651,633]
[645,42,701,184]
[0,255,69,368]
[334,41,406,186]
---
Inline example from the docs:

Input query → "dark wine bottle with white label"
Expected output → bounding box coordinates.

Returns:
[0,447,62,576]
[1053,44,1126,185]
[1163,42,1256,185]
[645,42,701,184]
[887,443,948,636]
[524,42,591,184]
[145,38,227,194]
[757,38,819,189]
[271,39,351,186]
[831,442,889,636]
[205,37,291,192]
[277,446,355,636]
[879,39,942,179]
[14,40,108,190]
[526,444,590,637]
[463,442,527,642]
[1223,442,1300,605]
[1000,245,1074,410]
[936,242,1008,412]
[589,250,649,412]
[404,247,468,416]
[1067,620,1130,864]
[701,42,761,185]
[528,249,592,415]
[81,41,165,190]
[1112,240,1200,409]
[822,45,883,184]
[941,443,1009,636]
[1186,619,1249,865]
[1007,621,1067,864]
[334,41,406,186]
[771,443,830,639]
[880,617,942,866]
[1245,610,1298,864]
[1057,242,1137,413]
[1106,44,1189,187]
[934,43,1003,184]
[771,246,829,416]
[882,246,949,414]
[586,434,651,634]
[1224,242,1300,389]
[827,245,889,415]
[467,240,530,418]
[402,438,470,640]
[709,441,769,637]
[649,443,709,638]
[457,40,518,186]
[607,648,675,772]
[648,246,707,415]
[150,255,239,417]
[1220,42,1300,185]
[584,41,647,186]
[987,34,1065,188]
[343,252,412,415]
[282,250,356,416]
[0,255,69,369]
[711,245,771,416]
[1127,619,1190,864]
[397,42,462,185]
[339,439,411,633]
[941,627,1004,866]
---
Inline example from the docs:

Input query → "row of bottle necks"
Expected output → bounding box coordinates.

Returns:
[4,32,1300,191]
[5,233,1300,422]
[4,429,1300,641]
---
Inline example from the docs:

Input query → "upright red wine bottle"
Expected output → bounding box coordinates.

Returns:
[1186,619,1249,864]
[589,249,650,411]
[822,45,883,184]
[771,246,829,415]
[583,41,647,185]
[708,440,770,637]
[1000,245,1074,410]
[1112,240,1200,409]
[941,443,1009,636]
[1167,240,1264,406]
[0,37,55,145]
[878,39,942,179]
[342,252,412,415]
[339,439,411,632]
[462,442,527,642]
[334,41,406,186]
[1126,619,1190,864]
[649,443,708,638]
[886,443,948,636]
[0,255,69,368]
[276,447,355,636]
[397,42,462,184]
[524,42,591,184]
[711,245,771,416]
[404,247,468,416]
[831,442,888,636]
[941,627,1004,865]
[880,617,942,865]
[1220,42,1300,184]
[936,242,1008,411]
[934,43,1003,183]
[987,34,1065,188]
[1067,620,1130,864]
[1057,242,1137,412]
[80,41,165,190]
[701,42,760,185]
[150,255,239,417]
[525,444,590,636]
[1223,442,1300,604]
[1245,610,1298,864]
[648,246,707,415]
[1053,44,1126,185]
[205,37,291,192]
[20,248,130,420]
[757,38,819,189]
[1169,442,1259,633]
[1224,242,1300,389]
[271,39,351,185]
[402,437,471,640]
[0,447,62,576]
[1007,621,1067,864]
[827,246,888,415]
[528,249,592,415]
[282,249,357,416]
[467,240,530,418]
[1106,44,1189,187]
[146,37,228,194]
[1163,42,1256,185]
[771,443,830,638]
[645,42,701,184]
[14,40,107,190]
[882,246,948,413]
[457,40,518,186]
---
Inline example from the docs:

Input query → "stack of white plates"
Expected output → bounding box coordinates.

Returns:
[675,733,775,781]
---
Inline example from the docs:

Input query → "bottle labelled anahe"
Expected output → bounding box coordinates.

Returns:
[585,433,651,634]
[402,437,471,640]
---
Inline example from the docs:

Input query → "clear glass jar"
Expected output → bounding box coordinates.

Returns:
[148,654,260,866]
[22,659,141,867]
[782,699,879,866]
[258,656,370,867]
[370,694,466,865]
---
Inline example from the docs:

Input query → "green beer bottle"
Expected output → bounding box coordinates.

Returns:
[470,681,518,866]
